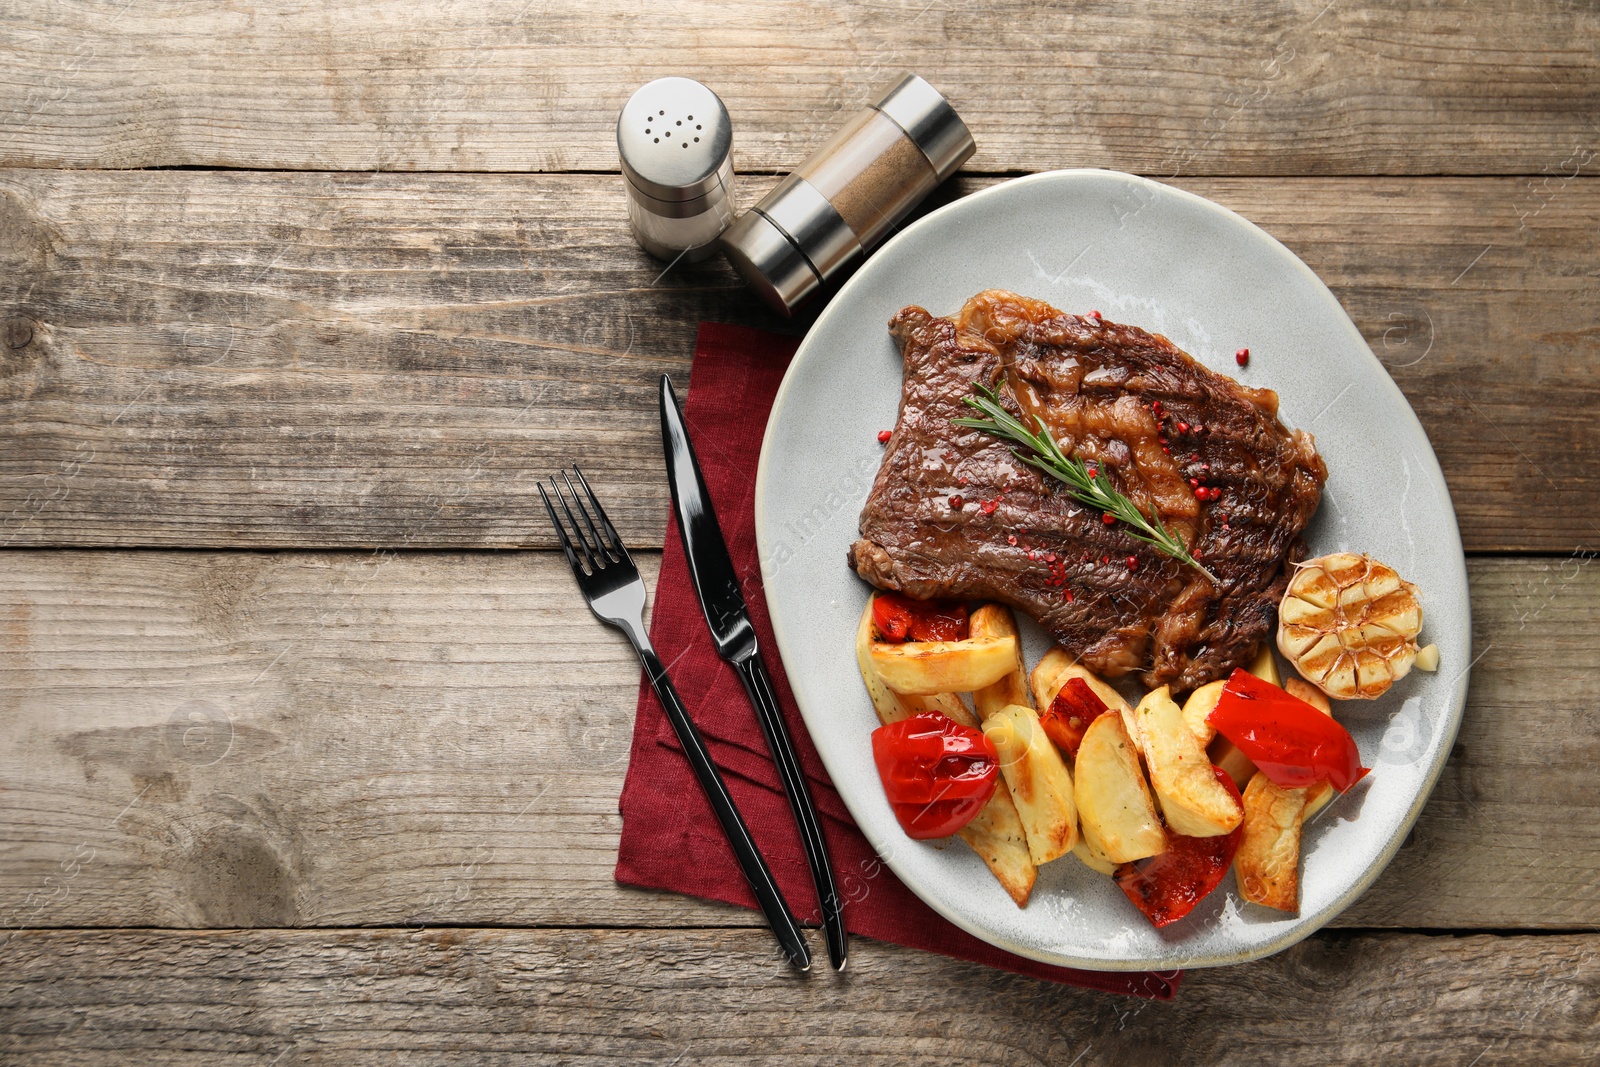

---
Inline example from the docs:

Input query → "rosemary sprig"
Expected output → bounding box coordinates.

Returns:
[951,382,1218,583]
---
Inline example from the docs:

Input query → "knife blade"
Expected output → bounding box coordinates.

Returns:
[659,374,848,971]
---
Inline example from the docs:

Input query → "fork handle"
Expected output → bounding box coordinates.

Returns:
[637,645,813,972]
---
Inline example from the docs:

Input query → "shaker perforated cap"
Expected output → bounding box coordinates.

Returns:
[617,78,734,204]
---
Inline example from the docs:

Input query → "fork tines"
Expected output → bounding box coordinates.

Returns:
[539,465,630,574]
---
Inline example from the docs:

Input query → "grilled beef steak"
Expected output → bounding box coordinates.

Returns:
[849,290,1327,691]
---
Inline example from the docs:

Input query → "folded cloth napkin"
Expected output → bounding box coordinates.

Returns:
[614,322,1181,998]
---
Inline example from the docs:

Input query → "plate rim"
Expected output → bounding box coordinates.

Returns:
[753,168,1471,970]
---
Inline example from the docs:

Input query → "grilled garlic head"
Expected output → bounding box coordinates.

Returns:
[1277,553,1430,701]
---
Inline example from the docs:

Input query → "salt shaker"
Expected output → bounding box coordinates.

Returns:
[720,73,975,316]
[617,78,736,262]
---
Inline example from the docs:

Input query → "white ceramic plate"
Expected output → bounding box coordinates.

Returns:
[753,170,1470,970]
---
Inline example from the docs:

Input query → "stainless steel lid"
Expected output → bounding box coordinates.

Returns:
[872,73,974,182]
[617,78,734,204]
[719,210,822,317]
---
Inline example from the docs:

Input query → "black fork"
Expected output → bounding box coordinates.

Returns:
[540,466,812,972]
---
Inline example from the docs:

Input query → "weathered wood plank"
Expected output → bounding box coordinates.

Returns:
[0,551,1593,931]
[0,170,1595,552]
[1,1,1595,175]
[0,550,690,930]
[2,928,1596,1065]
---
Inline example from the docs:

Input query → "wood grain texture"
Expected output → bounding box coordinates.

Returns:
[2,928,1597,1065]
[0,3,1591,1058]
[1,169,1596,552]
[0,550,1594,931]
[1,1,1596,175]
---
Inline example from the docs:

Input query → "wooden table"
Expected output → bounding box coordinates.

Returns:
[1,2,1596,1062]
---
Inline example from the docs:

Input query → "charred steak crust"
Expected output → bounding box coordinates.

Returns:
[848,290,1327,691]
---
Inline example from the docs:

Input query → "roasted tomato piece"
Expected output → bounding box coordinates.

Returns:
[1039,676,1110,759]
[871,592,971,644]
[1114,769,1244,927]
[1207,669,1369,791]
[871,712,999,839]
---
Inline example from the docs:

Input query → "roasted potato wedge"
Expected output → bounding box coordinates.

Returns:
[1248,641,1282,687]
[1302,784,1335,821]
[854,599,1037,904]
[1027,647,1143,756]
[868,614,1018,696]
[1236,772,1308,912]
[1181,679,1226,746]
[1138,686,1244,838]
[1027,646,1075,710]
[956,783,1038,907]
[855,599,971,726]
[1284,676,1331,714]
[971,605,1032,718]
[982,704,1078,864]
[1071,834,1118,876]
[1073,712,1167,863]
[1209,736,1258,791]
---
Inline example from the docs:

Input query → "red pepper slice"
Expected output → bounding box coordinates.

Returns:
[871,592,970,644]
[1114,768,1243,928]
[871,712,999,839]
[1207,668,1370,792]
[1038,676,1110,759]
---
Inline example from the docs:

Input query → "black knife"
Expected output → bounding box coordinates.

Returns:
[659,374,848,971]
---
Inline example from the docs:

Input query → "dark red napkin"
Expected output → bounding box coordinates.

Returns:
[614,322,1181,998]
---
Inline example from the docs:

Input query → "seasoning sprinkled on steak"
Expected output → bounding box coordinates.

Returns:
[848,290,1327,691]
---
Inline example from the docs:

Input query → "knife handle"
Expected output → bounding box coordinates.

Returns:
[733,653,848,971]
[636,645,812,972]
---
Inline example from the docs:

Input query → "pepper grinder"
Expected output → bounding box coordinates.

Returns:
[617,78,737,263]
[720,73,975,316]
